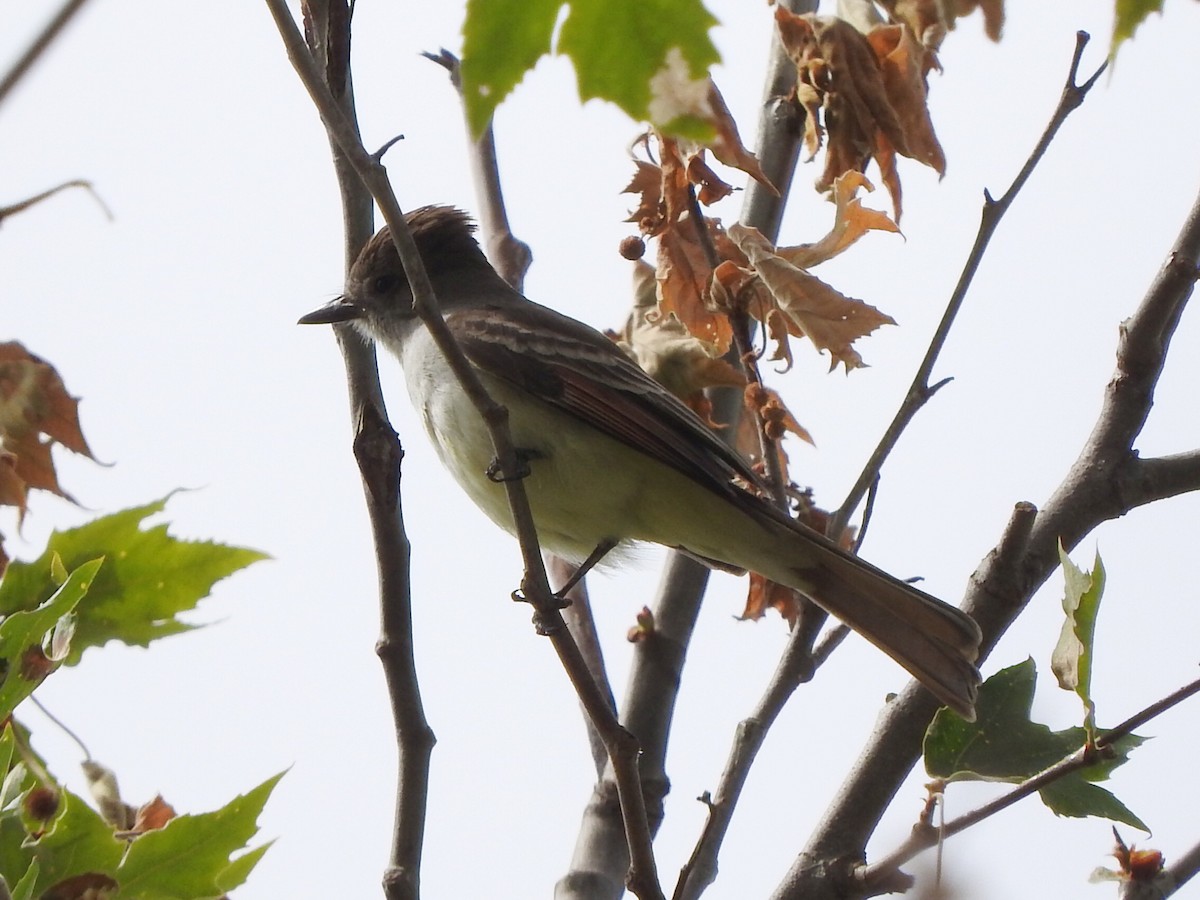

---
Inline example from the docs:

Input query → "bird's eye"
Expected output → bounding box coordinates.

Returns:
[372,274,397,294]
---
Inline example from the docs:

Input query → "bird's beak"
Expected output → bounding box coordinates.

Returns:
[297,296,364,325]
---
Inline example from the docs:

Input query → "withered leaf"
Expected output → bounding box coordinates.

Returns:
[742,574,803,624]
[780,171,900,269]
[867,24,945,176]
[729,224,896,371]
[0,342,97,519]
[132,793,177,833]
[946,0,1005,41]
[656,216,735,353]
[878,0,947,48]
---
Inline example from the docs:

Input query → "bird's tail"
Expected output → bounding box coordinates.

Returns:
[753,522,982,719]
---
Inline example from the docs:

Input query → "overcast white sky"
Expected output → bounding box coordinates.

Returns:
[3,1,1200,898]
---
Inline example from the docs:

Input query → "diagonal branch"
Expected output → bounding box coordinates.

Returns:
[0,0,93,107]
[269,4,429,899]
[830,30,1107,540]
[267,5,666,897]
[770,116,1200,900]
[863,674,1200,886]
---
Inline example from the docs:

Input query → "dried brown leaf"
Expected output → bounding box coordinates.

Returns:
[132,794,177,833]
[780,171,899,269]
[0,342,96,518]
[730,224,896,371]
[946,0,1005,41]
[742,573,802,624]
[618,261,746,404]
[868,24,945,175]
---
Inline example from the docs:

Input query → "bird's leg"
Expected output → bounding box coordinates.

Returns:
[485,447,542,482]
[552,538,618,600]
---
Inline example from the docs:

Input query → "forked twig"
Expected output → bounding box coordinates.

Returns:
[830,31,1107,540]
[681,33,1108,900]
[265,4,665,897]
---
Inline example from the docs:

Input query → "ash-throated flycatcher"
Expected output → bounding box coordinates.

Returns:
[300,205,981,717]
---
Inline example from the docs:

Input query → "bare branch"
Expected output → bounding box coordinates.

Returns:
[771,97,1200,900]
[0,180,112,226]
[830,32,1108,539]
[269,4,430,899]
[423,49,532,290]
[549,554,617,778]
[0,0,93,108]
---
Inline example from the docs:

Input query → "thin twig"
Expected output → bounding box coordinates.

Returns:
[275,5,431,900]
[29,696,90,760]
[0,180,113,226]
[862,675,1200,886]
[774,87,1200,900]
[269,5,665,895]
[549,554,617,778]
[420,41,661,900]
[0,0,93,107]
[669,3,822,896]
[422,49,532,290]
[829,31,1107,540]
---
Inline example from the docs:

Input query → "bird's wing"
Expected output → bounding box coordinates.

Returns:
[445,302,765,505]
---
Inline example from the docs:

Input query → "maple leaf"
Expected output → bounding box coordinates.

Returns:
[945,0,1005,42]
[0,342,97,520]
[703,81,777,194]
[867,23,946,176]
[877,0,948,48]
[656,217,735,353]
[781,171,900,269]
[728,223,896,371]
[616,261,746,412]
[622,158,664,229]
[775,9,947,220]
[742,573,802,623]
[776,10,909,195]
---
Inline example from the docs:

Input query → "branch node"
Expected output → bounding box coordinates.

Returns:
[371,133,406,164]
[422,48,461,86]
[925,375,954,399]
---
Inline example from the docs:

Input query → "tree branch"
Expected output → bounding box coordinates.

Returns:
[863,674,1200,887]
[269,5,671,896]
[0,0,93,108]
[830,31,1107,539]
[771,76,1200,900]
[268,4,432,898]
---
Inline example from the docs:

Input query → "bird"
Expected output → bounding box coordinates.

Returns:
[299,205,982,718]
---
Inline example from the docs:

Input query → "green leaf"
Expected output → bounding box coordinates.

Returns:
[0,498,268,664]
[1051,544,1105,736]
[1111,0,1165,58]
[216,839,274,893]
[559,0,720,128]
[10,859,38,900]
[0,560,101,720]
[1040,778,1148,831]
[460,0,563,135]
[116,771,283,898]
[28,791,124,893]
[925,660,1148,827]
[459,0,722,137]
[926,659,1076,782]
